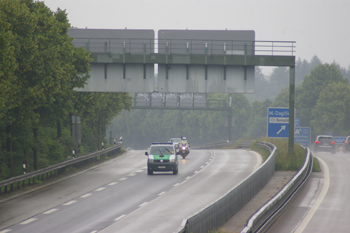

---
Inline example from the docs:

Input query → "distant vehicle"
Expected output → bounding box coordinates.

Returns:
[145,142,178,175]
[343,136,350,153]
[168,138,182,147]
[314,135,336,154]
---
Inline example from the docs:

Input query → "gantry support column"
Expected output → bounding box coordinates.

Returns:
[288,66,295,155]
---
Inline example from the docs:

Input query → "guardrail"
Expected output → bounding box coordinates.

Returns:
[72,38,296,56]
[175,141,276,233]
[0,143,123,196]
[241,147,313,233]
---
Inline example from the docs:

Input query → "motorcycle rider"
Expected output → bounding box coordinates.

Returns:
[181,136,190,153]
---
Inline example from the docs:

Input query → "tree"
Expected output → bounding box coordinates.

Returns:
[296,63,347,127]
[311,82,350,136]
[246,99,272,139]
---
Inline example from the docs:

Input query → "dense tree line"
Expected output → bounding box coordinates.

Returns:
[0,0,131,180]
[109,60,350,149]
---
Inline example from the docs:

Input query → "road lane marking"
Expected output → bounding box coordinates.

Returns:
[119,177,127,181]
[128,173,136,176]
[194,171,198,174]
[114,215,126,221]
[185,176,192,179]
[80,193,92,198]
[63,200,77,206]
[43,209,58,214]
[20,218,37,225]
[139,202,148,207]
[95,187,106,192]
[174,183,180,186]
[136,169,143,172]
[0,229,12,233]
[294,156,330,233]
[158,191,166,196]
[108,182,117,186]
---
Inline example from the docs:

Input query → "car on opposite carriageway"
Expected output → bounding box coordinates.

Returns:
[314,135,336,154]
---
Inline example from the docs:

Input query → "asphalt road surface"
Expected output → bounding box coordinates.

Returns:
[267,151,350,233]
[0,149,260,233]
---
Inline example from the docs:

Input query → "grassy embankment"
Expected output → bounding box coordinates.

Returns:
[250,137,320,172]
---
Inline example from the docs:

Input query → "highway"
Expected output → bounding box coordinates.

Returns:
[0,149,260,233]
[267,151,350,233]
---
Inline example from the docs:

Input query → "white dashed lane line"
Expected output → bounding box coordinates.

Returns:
[20,218,37,225]
[114,215,126,221]
[108,182,117,186]
[43,209,58,214]
[80,193,92,198]
[0,229,12,233]
[135,169,143,173]
[128,173,136,176]
[119,177,127,181]
[95,187,106,192]
[158,191,166,196]
[139,202,148,207]
[63,200,77,206]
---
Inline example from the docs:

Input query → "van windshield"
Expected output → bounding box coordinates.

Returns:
[150,146,174,155]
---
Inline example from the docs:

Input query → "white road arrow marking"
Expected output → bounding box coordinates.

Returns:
[277,125,286,134]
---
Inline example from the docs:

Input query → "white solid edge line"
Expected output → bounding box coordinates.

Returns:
[294,155,330,233]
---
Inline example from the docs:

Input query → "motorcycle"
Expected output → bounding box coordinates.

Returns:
[179,143,189,159]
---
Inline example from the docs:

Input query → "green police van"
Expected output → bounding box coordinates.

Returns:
[145,142,178,175]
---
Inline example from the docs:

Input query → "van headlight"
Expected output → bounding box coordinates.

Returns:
[148,159,154,162]
[169,158,175,162]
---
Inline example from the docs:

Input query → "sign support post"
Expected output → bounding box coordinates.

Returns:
[288,66,295,155]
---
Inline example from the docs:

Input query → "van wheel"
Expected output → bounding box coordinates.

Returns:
[148,169,153,175]
[173,168,178,175]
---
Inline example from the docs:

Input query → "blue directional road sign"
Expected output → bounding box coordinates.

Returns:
[267,107,289,138]
[294,127,311,147]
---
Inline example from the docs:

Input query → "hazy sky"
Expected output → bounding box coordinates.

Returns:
[43,0,350,72]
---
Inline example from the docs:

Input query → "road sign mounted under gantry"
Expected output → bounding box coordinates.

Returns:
[267,107,290,138]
